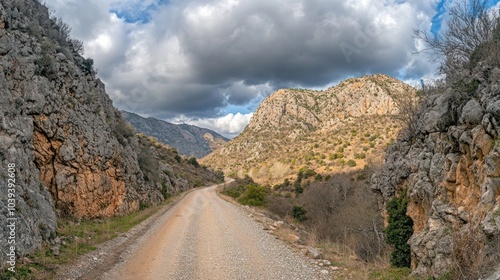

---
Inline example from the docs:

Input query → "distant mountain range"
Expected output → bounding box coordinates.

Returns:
[121,111,228,158]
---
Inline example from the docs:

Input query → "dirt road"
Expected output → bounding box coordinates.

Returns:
[102,185,322,280]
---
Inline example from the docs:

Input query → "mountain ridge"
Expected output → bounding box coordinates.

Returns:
[202,74,415,184]
[121,110,228,158]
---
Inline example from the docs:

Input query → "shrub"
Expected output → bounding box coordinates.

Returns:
[81,58,95,74]
[222,184,245,199]
[174,154,181,163]
[161,182,170,200]
[355,153,366,159]
[35,39,58,80]
[267,195,293,218]
[293,206,307,222]
[299,168,317,178]
[314,174,323,181]
[237,184,270,207]
[187,157,200,168]
[347,160,357,167]
[214,170,225,182]
[385,194,414,268]
[294,184,304,195]
[138,145,159,182]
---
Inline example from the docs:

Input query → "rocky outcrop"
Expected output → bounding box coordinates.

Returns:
[0,0,219,264]
[203,74,415,184]
[373,65,500,278]
[121,111,228,158]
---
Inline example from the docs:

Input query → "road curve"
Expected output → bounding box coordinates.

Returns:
[103,185,321,280]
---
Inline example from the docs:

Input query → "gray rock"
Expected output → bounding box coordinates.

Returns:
[51,246,60,256]
[486,99,500,121]
[421,94,455,133]
[461,98,484,125]
[306,247,323,259]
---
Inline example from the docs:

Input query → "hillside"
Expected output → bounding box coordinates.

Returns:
[121,111,228,158]
[0,0,220,264]
[202,74,416,184]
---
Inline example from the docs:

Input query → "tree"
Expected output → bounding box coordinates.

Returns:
[414,0,500,79]
[385,195,414,268]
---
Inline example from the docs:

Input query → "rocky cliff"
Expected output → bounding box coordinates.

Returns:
[0,0,219,264]
[372,65,500,278]
[202,74,415,184]
[122,111,228,158]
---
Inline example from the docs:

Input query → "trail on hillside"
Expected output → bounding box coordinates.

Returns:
[101,185,322,280]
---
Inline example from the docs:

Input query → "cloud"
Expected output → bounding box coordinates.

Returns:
[176,113,254,138]
[45,0,440,134]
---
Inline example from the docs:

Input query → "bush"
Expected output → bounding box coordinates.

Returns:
[138,146,159,182]
[222,184,245,199]
[237,184,270,207]
[385,194,414,268]
[81,58,95,74]
[267,195,293,218]
[347,159,357,167]
[35,39,57,80]
[314,174,323,181]
[293,205,307,222]
[187,157,200,168]
[355,153,366,159]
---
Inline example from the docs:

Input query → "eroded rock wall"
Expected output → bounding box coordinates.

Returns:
[373,65,500,277]
[0,0,216,264]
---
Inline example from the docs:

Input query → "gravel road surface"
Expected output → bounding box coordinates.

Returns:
[102,185,324,280]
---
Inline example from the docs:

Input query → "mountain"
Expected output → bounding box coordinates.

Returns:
[372,66,500,278]
[0,0,221,263]
[202,74,415,184]
[121,111,228,158]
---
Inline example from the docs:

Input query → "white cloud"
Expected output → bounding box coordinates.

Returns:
[178,113,254,138]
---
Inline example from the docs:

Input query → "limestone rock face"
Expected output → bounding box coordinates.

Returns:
[372,65,500,277]
[0,0,219,263]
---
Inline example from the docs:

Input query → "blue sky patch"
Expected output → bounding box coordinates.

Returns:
[110,0,170,24]
[431,0,500,36]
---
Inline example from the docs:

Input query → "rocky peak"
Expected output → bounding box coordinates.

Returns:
[247,74,405,133]
[202,74,414,184]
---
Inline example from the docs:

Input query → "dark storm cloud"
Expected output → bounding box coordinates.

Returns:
[45,0,439,133]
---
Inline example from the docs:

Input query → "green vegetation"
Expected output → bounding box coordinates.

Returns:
[187,156,200,168]
[222,184,245,198]
[237,184,270,207]
[385,193,414,268]
[369,267,412,279]
[221,176,270,207]
[292,206,307,222]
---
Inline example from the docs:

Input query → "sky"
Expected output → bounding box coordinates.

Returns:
[42,0,491,138]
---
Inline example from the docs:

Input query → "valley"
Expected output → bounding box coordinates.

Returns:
[1,0,500,279]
